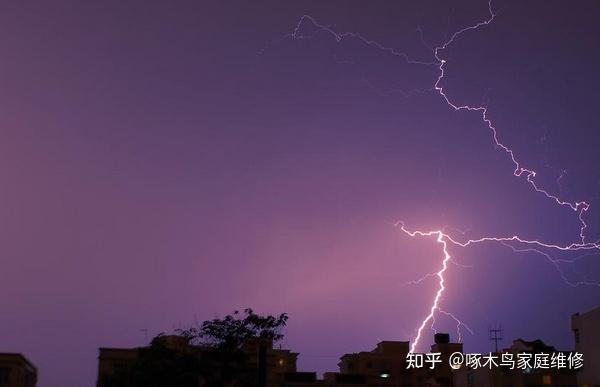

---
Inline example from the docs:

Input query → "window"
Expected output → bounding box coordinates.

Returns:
[543,375,552,385]
[0,367,11,384]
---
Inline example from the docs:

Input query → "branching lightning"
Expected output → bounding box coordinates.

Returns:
[281,0,600,353]
[437,309,474,343]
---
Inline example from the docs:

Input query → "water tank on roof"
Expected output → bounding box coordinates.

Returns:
[435,333,450,344]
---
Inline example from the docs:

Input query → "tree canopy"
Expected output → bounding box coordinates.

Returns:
[177,308,288,349]
[101,308,288,387]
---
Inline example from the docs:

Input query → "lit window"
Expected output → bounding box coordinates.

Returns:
[543,375,552,385]
[278,359,284,366]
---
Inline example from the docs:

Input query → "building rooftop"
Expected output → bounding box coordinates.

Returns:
[0,353,37,372]
[511,338,557,353]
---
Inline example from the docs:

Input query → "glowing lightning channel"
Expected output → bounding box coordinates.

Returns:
[289,15,438,66]
[281,0,600,353]
[438,309,474,343]
[399,228,451,352]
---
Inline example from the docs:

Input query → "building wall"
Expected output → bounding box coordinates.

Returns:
[339,341,410,377]
[454,367,497,387]
[0,354,37,387]
[454,366,578,387]
[431,334,464,387]
[453,337,578,387]
[337,339,450,387]
[96,348,139,387]
[572,307,600,387]
[242,338,298,387]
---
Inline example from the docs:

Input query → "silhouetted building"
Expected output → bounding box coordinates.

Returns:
[96,335,298,387]
[453,338,577,387]
[97,334,457,387]
[281,372,322,386]
[243,337,299,387]
[96,305,600,387]
[338,340,410,377]
[432,333,464,387]
[318,333,461,387]
[0,354,37,387]
[572,306,600,387]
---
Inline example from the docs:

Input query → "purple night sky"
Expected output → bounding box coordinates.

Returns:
[1,1,599,386]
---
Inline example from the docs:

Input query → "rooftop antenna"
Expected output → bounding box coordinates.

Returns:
[141,328,148,345]
[488,325,503,353]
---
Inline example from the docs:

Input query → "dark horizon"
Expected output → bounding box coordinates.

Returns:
[1,1,600,386]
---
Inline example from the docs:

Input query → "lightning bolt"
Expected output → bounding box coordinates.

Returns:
[278,0,600,353]
[397,222,600,352]
[437,309,474,343]
[401,228,451,352]
[397,0,599,351]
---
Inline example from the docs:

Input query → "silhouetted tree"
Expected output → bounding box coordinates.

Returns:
[177,308,288,386]
[102,309,288,387]
[177,308,288,349]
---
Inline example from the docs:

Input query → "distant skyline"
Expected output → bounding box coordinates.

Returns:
[1,1,600,386]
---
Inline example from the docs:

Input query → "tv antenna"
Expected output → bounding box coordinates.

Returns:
[488,325,503,353]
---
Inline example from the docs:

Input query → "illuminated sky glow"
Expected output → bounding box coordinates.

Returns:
[1,1,599,385]
[286,0,600,353]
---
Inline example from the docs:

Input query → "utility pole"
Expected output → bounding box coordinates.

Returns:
[489,325,503,353]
